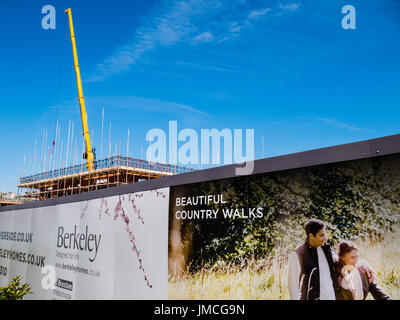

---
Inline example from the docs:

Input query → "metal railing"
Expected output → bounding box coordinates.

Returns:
[19,156,194,185]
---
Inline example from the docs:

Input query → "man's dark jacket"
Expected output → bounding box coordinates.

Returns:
[295,241,339,300]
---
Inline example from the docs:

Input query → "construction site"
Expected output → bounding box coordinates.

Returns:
[0,8,193,206]
[17,156,191,201]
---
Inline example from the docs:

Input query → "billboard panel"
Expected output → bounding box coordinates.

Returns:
[0,188,169,300]
[168,154,400,299]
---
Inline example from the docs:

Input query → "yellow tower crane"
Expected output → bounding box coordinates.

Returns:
[65,8,95,171]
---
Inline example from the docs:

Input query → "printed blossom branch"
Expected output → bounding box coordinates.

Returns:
[81,201,89,219]
[128,193,145,224]
[80,189,166,288]
[150,189,166,199]
[117,194,152,288]
[98,198,110,220]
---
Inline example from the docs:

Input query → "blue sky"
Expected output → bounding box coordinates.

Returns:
[0,0,399,192]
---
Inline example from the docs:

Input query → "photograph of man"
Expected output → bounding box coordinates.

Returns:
[288,219,337,300]
[287,219,374,300]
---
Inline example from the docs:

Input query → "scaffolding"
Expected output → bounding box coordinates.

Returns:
[0,199,22,207]
[0,192,37,206]
[18,156,193,201]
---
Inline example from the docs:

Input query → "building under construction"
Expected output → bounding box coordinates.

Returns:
[0,193,22,207]
[0,191,39,206]
[18,156,192,201]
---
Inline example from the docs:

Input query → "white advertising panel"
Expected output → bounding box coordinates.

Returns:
[0,188,169,300]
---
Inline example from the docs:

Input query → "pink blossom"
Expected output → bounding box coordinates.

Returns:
[80,192,158,288]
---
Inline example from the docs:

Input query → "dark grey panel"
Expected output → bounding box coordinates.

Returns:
[1,133,400,212]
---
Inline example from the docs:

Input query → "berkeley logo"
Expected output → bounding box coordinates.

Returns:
[57,225,101,262]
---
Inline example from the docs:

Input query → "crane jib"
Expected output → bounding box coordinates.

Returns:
[65,8,95,171]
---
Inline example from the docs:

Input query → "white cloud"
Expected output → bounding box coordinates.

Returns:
[301,117,367,132]
[175,60,232,72]
[248,8,271,19]
[314,117,364,131]
[88,96,209,116]
[279,3,300,12]
[88,0,226,82]
[191,32,214,44]
[229,22,243,33]
[225,7,272,41]
[47,96,209,120]
[87,0,293,82]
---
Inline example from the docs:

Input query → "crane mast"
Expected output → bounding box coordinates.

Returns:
[65,8,95,171]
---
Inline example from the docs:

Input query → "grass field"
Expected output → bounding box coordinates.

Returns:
[168,229,400,300]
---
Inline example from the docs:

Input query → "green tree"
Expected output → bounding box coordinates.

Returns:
[0,276,32,300]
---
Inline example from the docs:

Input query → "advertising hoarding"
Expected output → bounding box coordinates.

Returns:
[1,136,400,300]
[0,188,169,300]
